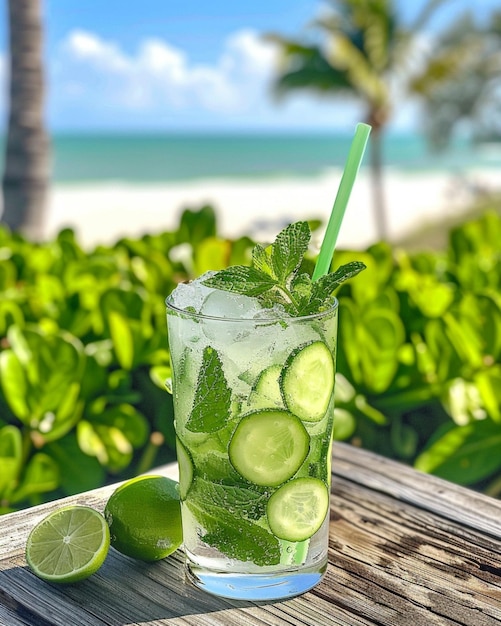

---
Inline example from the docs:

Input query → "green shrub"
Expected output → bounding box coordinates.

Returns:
[1,205,500,512]
[0,205,254,513]
[333,209,501,494]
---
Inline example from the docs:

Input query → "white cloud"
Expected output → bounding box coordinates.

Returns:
[57,28,279,115]
[65,30,129,73]
[221,29,277,75]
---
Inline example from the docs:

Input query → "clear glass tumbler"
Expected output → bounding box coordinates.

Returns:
[166,295,338,600]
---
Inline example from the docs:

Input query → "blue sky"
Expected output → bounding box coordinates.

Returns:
[0,0,499,133]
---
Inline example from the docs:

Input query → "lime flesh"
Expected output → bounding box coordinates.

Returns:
[26,505,110,584]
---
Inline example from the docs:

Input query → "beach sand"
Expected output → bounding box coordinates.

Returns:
[43,168,499,250]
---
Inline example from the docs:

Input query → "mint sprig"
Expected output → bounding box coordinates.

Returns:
[202,221,366,316]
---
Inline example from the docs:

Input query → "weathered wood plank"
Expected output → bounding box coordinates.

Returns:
[324,477,501,625]
[1,445,501,625]
[332,442,501,539]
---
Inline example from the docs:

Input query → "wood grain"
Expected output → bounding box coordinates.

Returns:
[1,443,501,625]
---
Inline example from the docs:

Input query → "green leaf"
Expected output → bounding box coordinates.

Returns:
[299,261,367,314]
[391,417,419,459]
[101,287,145,321]
[194,451,243,484]
[333,250,384,305]
[45,434,105,496]
[442,378,487,426]
[332,408,356,441]
[77,404,149,472]
[187,498,281,566]
[150,365,172,391]
[316,261,367,292]
[251,243,274,277]
[178,204,217,246]
[0,350,29,419]
[5,328,86,440]
[202,265,276,296]
[415,420,501,485]
[338,299,405,394]
[0,425,23,496]
[0,300,24,336]
[190,477,267,521]
[193,237,231,276]
[271,220,310,283]
[9,453,60,504]
[186,346,231,433]
[109,310,134,370]
[475,368,501,423]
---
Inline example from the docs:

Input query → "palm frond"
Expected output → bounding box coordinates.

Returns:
[265,36,352,95]
[325,34,387,105]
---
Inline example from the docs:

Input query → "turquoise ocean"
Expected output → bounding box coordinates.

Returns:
[41,133,501,183]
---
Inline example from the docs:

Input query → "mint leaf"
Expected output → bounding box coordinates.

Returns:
[251,243,274,278]
[195,451,243,483]
[290,272,314,314]
[190,478,268,521]
[271,221,310,283]
[186,346,231,433]
[187,498,281,566]
[202,265,276,297]
[298,261,367,315]
[312,261,366,298]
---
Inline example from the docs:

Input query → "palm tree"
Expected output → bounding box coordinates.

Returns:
[1,0,50,238]
[412,11,501,148]
[267,0,459,240]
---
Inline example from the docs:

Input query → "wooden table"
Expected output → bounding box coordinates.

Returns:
[1,442,501,625]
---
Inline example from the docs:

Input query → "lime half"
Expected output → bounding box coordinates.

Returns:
[26,505,110,584]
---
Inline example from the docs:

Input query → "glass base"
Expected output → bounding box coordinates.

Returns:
[186,558,328,601]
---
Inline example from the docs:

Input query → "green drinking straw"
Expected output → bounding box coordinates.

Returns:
[312,123,372,280]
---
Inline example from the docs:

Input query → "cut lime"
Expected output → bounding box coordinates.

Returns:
[281,341,334,422]
[25,505,110,584]
[228,410,310,487]
[267,477,329,542]
[104,475,182,562]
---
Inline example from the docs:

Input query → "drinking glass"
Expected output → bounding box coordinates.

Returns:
[166,295,338,601]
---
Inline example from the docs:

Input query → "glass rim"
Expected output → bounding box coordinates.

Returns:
[165,293,338,323]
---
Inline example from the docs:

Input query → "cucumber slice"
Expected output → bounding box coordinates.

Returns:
[248,364,284,410]
[228,410,310,487]
[281,341,334,422]
[175,437,193,499]
[267,477,329,542]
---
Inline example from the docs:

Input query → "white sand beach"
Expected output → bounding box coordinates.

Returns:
[43,168,499,250]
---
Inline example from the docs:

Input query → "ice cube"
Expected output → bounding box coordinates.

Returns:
[200,289,261,320]
[168,271,218,313]
[199,288,264,349]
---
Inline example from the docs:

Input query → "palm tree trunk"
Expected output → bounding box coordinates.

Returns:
[368,125,388,241]
[1,0,50,238]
